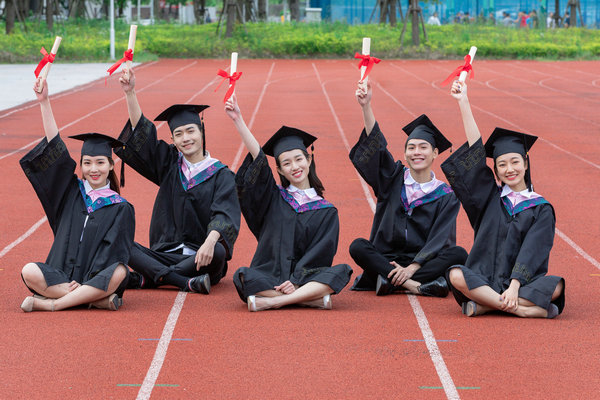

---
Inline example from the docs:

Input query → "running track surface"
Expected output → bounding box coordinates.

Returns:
[1,59,599,399]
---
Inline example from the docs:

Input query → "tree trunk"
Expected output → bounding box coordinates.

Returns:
[379,0,387,23]
[244,0,253,21]
[389,0,396,26]
[192,0,203,23]
[257,0,266,21]
[411,0,419,46]
[289,0,299,21]
[569,1,577,27]
[5,0,16,34]
[225,0,236,37]
[46,0,54,30]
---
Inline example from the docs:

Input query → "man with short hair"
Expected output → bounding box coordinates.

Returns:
[115,68,240,294]
[349,81,468,297]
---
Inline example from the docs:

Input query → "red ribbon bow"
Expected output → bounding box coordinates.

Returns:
[34,47,56,78]
[354,53,381,81]
[441,55,474,86]
[106,49,134,76]
[215,69,243,103]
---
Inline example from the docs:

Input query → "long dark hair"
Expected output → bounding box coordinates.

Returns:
[80,156,121,195]
[276,150,325,197]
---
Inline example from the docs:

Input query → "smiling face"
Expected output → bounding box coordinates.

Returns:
[172,123,204,162]
[81,155,113,189]
[494,152,528,191]
[276,149,312,189]
[404,138,438,172]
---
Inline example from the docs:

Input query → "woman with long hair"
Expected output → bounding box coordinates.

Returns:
[441,80,565,318]
[225,95,352,311]
[19,78,135,312]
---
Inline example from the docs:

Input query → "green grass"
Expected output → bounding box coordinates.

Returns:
[2,19,599,62]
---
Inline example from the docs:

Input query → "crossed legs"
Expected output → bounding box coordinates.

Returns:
[448,268,564,318]
[21,262,127,311]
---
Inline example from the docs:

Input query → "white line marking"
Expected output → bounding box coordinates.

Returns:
[136,291,187,400]
[312,62,458,399]
[0,216,47,259]
[556,228,600,270]
[0,61,195,162]
[137,62,276,399]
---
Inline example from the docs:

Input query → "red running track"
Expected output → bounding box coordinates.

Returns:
[1,59,599,399]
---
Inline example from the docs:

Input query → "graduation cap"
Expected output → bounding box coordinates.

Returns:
[69,133,124,157]
[155,104,210,156]
[69,133,126,187]
[263,126,318,159]
[402,114,452,154]
[484,127,538,191]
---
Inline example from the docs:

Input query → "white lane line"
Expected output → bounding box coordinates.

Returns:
[0,61,195,162]
[390,62,600,171]
[136,63,275,399]
[0,61,158,120]
[556,228,600,270]
[312,63,459,400]
[0,216,47,259]
[136,291,187,400]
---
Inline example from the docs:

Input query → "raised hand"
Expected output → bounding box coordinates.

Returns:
[224,94,242,122]
[119,67,136,93]
[33,77,49,101]
[356,80,372,107]
[451,80,467,101]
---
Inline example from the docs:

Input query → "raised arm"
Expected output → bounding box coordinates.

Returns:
[356,81,376,135]
[451,80,481,146]
[224,95,260,159]
[34,78,58,142]
[119,67,142,128]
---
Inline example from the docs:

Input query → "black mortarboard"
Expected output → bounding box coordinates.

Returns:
[263,126,318,159]
[402,114,452,154]
[484,127,537,160]
[154,104,209,133]
[484,127,538,191]
[68,133,124,157]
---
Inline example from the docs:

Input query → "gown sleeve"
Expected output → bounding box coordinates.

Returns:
[114,114,177,186]
[349,121,404,199]
[510,204,555,285]
[412,193,460,265]
[206,169,241,259]
[19,134,77,233]
[440,138,497,230]
[235,150,278,239]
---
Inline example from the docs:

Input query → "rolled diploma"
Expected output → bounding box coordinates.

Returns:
[459,46,477,82]
[124,25,137,79]
[229,52,238,94]
[360,37,371,83]
[38,36,62,92]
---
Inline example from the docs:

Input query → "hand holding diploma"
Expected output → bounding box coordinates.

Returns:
[107,25,137,79]
[34,36,62,93]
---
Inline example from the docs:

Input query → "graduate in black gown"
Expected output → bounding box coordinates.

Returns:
[349,81,468,297]
[115,68,240,294]
[224,95,353,311]
[441,80,565,318]
[20,78,135,312]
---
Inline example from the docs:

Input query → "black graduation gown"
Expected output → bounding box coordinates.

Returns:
[114,115,240,260]
[232,150,352,301]
[441,138,565,312]
[19,134,135,291]
[349,122,461,288]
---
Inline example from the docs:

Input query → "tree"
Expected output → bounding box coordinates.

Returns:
[257,0,266,21]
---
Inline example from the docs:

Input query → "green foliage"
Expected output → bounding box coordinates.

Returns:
[2,20,600,63]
